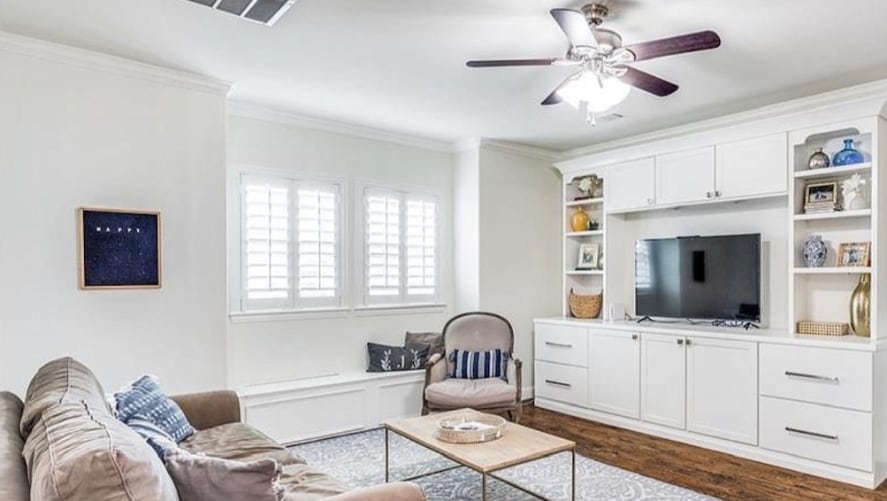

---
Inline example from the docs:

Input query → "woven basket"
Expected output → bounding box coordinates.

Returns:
[797,321,849,336]
[569,289,602,319]
[436,413,506,444]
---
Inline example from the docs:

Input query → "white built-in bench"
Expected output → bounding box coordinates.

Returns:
[238,370,425,444]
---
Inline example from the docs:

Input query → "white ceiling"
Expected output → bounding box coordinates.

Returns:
[2,0,887,151]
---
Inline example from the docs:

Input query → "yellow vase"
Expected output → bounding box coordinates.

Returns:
[850,274,871,337]
[571,207,590,232]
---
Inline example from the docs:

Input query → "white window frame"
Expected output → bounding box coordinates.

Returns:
[358,184,440,307]
[237,172,345,313]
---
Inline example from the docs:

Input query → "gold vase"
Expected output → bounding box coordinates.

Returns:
[571,207,590,232]
[850,274,871,337]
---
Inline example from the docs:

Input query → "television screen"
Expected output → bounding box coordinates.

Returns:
[635,234,761,321]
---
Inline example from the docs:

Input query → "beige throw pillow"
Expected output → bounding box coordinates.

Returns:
[404,331,444,356]
[165,449,284,501]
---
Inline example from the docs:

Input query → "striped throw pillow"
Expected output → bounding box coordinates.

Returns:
[450,349,509,380]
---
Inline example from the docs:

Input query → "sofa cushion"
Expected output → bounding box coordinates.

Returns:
[0,392,29,501]
[277,462,349,501]
[180,422,306,466]
[22,401,179,501]
[164,448,284,501]
[20,357,111,438]
[425,378,516,408]
[115,375,195,442]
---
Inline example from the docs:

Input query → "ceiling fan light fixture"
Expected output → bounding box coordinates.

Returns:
[556,71,631,113]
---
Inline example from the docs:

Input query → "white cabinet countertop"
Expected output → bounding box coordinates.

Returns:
[534,317,877,352]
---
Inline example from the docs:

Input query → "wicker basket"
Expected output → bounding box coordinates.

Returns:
[569,289,602,319]
[436,413,506,444]
[797,321,850,336]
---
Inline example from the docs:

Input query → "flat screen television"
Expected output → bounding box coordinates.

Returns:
[635,233,761,322]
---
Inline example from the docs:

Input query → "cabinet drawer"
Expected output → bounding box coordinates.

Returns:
[760,396,872,472]
[535,324,588,367]
[760,344,872,411]
[535,361,589,408]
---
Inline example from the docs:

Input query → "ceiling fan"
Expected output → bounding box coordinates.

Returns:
[466,3,721,123]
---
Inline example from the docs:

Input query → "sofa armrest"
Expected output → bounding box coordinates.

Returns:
[424,353,447,386]
[325,482,426,501]
[170,391,241,430]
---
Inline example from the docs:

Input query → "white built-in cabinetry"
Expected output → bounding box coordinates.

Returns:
[548,86,887,489]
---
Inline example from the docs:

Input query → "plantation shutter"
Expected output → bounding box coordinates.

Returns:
[296,184,340,306]
[242,176,292,309]
[406,198,436,298]
[366,190,401,300]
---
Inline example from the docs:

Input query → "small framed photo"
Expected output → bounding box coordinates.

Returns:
[837,242,871,267]
[577,243,600,270]
[78,207,162,289]
[804,181,839,212]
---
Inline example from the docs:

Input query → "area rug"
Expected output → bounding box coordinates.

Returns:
[290,429,718,500]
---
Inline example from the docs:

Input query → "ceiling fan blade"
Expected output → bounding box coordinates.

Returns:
[466,58,562,68]
[619,66,679,96]
[541,74,576,106]
[625,30,721,61]
[550,9,597,48]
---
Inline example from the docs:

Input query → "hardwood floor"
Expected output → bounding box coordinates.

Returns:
[519,404,886,500]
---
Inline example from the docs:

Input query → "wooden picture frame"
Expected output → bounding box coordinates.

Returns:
[577,243,600,270]
[837,242,871,268]
[78,207,162,289]
[804,181,839,212]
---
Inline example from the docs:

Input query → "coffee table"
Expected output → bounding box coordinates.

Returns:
[383,409,576,500]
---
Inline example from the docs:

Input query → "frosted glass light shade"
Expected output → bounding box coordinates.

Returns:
[557,71,631,112]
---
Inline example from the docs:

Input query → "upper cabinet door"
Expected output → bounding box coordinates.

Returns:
[655,147,716,205]
[606,157,655,212]
[716,133,788,200]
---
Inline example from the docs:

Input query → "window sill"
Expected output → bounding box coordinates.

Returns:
[353,303,448,316]
[229,303,448,323]
[229,307,350,323]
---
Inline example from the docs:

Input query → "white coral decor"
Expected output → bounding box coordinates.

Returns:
[842,174,869,211]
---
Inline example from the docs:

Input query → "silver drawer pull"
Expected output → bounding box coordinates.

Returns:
[785,426,838,441]
[545,341,573,348]
[784,371,839,383]
[545,379,572,388]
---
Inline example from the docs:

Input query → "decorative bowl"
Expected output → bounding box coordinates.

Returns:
[436,413,507,444]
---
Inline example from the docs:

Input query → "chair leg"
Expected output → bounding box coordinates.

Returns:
[421,403,429,416]
[513,406,522,424]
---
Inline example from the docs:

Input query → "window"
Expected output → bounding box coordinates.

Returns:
[364,188,438,305]
[240,175,341,311]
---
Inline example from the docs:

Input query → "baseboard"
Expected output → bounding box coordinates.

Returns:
[535,398,879,489]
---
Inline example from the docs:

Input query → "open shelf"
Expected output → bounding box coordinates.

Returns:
[566,230,604,238]
[565,197,604,207]
[793,162,872,179]
[793,209,872,221]
[793,267,871,275]
[566,270,604,276]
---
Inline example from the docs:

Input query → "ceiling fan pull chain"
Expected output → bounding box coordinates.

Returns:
[585,107,597,126]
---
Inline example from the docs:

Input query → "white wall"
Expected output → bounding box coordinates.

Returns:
[226,114,455,388]
[0,36,229,396]
[454,147,480,312]
[476,147,563,390]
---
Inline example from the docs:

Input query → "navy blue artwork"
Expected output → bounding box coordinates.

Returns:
[81,209,160,288]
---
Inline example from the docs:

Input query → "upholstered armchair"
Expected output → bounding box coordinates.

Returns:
[421,312,523,422]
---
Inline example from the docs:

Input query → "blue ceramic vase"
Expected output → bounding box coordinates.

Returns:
[803,235,828,268]
[832,139,864,166]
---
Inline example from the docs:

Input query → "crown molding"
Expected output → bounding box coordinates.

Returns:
[561,78,887,162]
[228,100,455,153]
[0,31,231,95]
[452,137,560,162]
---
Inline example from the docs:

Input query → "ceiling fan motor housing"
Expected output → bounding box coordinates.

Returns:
[581,3,609,26]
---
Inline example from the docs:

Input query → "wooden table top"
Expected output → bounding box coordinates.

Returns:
[384,409,576,473]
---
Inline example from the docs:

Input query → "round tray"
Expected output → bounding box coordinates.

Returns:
[436,413,506,444]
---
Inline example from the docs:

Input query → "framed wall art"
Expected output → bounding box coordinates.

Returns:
[78,207,162,289]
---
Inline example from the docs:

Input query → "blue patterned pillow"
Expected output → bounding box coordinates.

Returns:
[127,418,179,458]
[115,375,195,443]
[450,349,509,380]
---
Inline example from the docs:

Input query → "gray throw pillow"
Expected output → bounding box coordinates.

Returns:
[367,343,429,372]
[404,331,444,356]
[164,449,284,501]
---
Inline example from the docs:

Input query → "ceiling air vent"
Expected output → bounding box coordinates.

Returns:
[186,0,298,26]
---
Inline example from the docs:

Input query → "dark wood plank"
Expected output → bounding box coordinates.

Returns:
[519,404,887,500]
